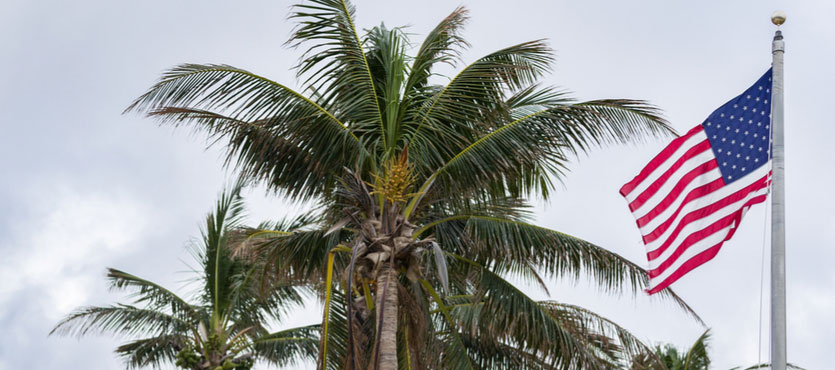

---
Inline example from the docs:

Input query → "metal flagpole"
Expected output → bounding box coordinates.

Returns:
[770,10,787,370]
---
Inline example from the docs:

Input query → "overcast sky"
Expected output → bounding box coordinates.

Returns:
[1,1,832,369]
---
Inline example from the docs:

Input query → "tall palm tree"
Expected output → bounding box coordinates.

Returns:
[125,1,700,368]
[50,184,318,370]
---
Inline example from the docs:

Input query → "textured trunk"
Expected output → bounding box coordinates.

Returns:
[370,264,399,370]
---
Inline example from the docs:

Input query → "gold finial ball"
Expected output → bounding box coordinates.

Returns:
[771,10,787,26]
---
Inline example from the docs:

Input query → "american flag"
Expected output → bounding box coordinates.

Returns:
[620,69,773,294]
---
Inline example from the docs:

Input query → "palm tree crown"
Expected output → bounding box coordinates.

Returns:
[126,1,700,369]
[51,185,318,370]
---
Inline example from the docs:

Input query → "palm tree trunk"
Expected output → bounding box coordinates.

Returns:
[370,264,399,370]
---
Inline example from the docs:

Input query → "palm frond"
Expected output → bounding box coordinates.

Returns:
[442,215,701,322]
[445,254,610,369]
[252,324,321,368]
[105,268,200,321]
[115,334,186,369]
[404,7,469,93]
[288,0,386,148]
[125,64,365,201]
[50,305,191,338]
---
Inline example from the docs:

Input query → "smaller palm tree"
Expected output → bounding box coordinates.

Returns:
[50,184,318,370]
[633,330,805,370]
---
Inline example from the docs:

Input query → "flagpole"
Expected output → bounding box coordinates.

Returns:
[770,10,787,370]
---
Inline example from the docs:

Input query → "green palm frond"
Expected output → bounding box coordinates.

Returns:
[446,254,610,369]
[288,0,385,148]
[429,214,701,323]
[49,305,191,338]
[404,7,469,93]
[252,325,321,368]
[420,279,475,370]
[115,334,187,369]
[125,64,365,201]
[105,268,200,322]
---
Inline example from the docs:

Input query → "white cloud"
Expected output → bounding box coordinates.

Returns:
[0,187,149,320]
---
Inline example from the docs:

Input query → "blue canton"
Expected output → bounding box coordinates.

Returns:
[701,69,773,184]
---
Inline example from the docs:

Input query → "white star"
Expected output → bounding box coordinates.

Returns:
[747,95,751,99]
[707,121,711,126]
[745,131,749,135]
[745,156,750,160]
[750,144,754,149]
[766,125,770,129]
[732,139,736,144]
[720,113,725,117]
[742,167,746,171]
[754,133,758,137]
[717,148,722,153]
[759,86,763,90]
[730,115,735,119]
[753,108,757,113]
[765,99,769,104]
[755,158,759,162]
[729,175,733,179]
[740,117,744,122]
[767,89,770,93]
[735,129,740,133]
[743,106,748,110]
[736,154,741,158]
[726,126,731,131]
[723,162,727,166]
[759,147,763,151]
[734,104,738,108]
[722,137,726,142]
[732,165,737,169]
[712,135,717,139]
[756,97,761,101]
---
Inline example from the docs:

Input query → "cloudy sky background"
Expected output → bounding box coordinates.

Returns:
[1,0,832,369]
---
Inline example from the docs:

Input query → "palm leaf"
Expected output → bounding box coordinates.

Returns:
[252,324,321,368]
[50,305,192,338]
[115,334,186,369]
[288,0,386,148]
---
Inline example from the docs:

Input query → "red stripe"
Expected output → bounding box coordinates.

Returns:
[647,193,768,294]
[640,176,727,242]
[645,175,769,256]
[636,177,725,227]
[620,125,705,197]
[629,159,719,213]
[626,139,712,209]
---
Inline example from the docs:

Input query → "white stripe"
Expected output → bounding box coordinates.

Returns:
[643,164,770,255]
[637,168,722,233]
[647,185,769,271]
[630,149,716,216]
[648,224,733,289]
[623,130,709,201]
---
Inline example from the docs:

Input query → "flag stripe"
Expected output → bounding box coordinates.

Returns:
[633,158,719,216]
[620,125,706,197]
[647,184,768,275]
[636,176,724,229]
[647,193,768,292]
[627,140,713,212]
[646,171,769,258]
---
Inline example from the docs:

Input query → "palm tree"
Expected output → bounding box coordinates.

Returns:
[631,330,711,370]
[632,329,804,370]
[125,1,700,368]
[50,184,318,370]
